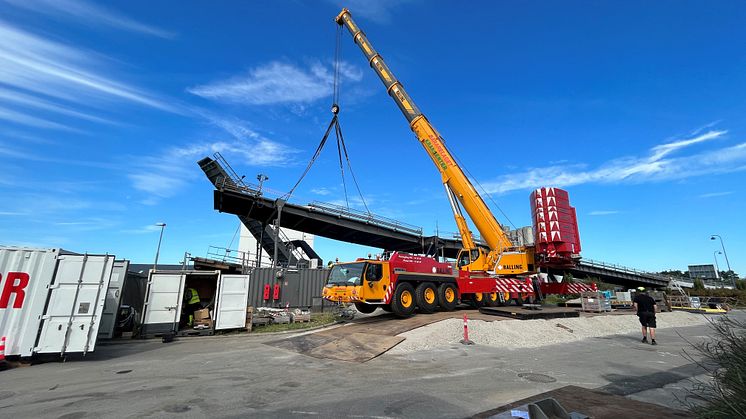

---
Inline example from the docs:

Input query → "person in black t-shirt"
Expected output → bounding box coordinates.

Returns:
[633,287,657,345]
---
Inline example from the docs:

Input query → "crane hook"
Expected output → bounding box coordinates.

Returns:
[331,104,340,115]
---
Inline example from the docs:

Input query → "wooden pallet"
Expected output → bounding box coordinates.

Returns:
[177,328,214,337]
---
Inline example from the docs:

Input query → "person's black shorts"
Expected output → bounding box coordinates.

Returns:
[638,312,657,328]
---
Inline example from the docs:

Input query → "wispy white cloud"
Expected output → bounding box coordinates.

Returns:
[0,140,122,170]
[120,224,167,234]
[484,130,746,194]
[128,116,298,203]
[188,61,363,106]
[2,0,175,38]
[326,0,417,24]
[588,210,620,216]
[698,191,733,199]
[310,187,333,196]
[52,217,117,232]
[649,130,724,160]
[0,19,180,115]
[0,105,78,131]
[0,87,116,124]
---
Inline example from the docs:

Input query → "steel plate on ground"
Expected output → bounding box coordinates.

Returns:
[306,333,405,363]
[265,308,502,362]
[478,306,579,320]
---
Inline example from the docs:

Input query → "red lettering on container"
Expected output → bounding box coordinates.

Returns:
[0,272,30,309]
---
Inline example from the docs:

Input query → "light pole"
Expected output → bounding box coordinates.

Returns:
[153,222,166,271]
[710,235,734,287]
[713,250,722,279]
[257,174,269,195]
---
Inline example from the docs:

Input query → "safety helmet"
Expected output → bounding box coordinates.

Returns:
[637,286,646,292]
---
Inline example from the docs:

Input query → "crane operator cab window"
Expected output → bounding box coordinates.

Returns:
[327,263,364,286]
[457,249,482,268]
[365,263,383,282]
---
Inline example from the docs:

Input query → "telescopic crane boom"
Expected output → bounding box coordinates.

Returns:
[335,8,534,275]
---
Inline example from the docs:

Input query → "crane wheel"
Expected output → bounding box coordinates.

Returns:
[437,283,458,311]
[415,283,438,314]
[391,283,416,317]
[485,292,500,307]
[354,302,378,314]
[468,293,486,308]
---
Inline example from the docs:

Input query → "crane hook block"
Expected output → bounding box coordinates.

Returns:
[331,104,340,115]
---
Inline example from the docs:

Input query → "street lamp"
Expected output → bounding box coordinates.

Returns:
[153,222,166,271]
[710,235,734,287]
[257,174,269,195]
[713,250,722,279]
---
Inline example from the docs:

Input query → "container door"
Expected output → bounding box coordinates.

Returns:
[141,272,185,336]
[0,247,59,357]
[215,274,250,330]
[98,260,129,339]
[36,254,115,355]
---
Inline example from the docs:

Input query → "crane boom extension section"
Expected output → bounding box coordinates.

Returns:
[335,8,533,275]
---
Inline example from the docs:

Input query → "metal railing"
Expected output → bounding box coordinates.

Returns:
[308,201,423,235]
[205,245,256,269]
[580,258,673,282]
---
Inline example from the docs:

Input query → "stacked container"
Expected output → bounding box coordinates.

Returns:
[530,187,581,266]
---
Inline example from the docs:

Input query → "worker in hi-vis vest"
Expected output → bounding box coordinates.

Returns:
[184,288,201,326]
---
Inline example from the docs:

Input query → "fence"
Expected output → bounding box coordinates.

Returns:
[247,267,329,310]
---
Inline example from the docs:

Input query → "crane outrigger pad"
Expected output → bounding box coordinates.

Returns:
[478,306,579,320]
[266,310,501,362]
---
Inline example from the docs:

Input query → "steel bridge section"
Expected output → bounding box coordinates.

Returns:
[200,156,672,289]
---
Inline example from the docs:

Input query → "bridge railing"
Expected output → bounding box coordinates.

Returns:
[308,201,423,236]
[580,258,673,283]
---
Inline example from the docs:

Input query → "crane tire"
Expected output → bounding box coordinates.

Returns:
[485,292,500,307]
[354,302,378,314]
[437,283,458,311]
[468,293,486,308]
[415,282,438,314]
[391,282,416,317]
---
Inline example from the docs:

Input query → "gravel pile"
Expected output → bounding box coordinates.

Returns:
[388,312,708,353]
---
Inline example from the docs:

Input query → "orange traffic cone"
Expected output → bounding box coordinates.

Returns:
[0,336,5,362]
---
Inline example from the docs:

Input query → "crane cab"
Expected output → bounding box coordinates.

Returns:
[322,260,390,305]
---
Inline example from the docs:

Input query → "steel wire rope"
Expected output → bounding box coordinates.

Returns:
[283,23,371,217]
[335,122,350,209]
[282,115,338,201]
[335,119,371,215]
[451,153,518,231]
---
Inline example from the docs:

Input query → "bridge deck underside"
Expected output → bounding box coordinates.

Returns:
[560,266,669,288]
[215,190,463,259]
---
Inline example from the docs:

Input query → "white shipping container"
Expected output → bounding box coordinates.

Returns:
[141,271,250,337]
[98,260,130,339]
[0,247,115,357]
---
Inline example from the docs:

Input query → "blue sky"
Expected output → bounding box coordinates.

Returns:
[0,0,744,275]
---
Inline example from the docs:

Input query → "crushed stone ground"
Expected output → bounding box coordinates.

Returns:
[387,311,709,353]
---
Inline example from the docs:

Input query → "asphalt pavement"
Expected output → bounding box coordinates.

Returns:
[1,311,742,419]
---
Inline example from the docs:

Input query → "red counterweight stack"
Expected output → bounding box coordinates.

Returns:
[530,187,581,267]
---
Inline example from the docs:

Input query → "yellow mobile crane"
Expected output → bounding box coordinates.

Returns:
[335,8,533,276]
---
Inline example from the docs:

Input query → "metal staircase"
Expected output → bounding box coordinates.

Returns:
[198,154,312,268]
[667,280,691,308]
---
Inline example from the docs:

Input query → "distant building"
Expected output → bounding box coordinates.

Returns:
[688,264,719,280]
